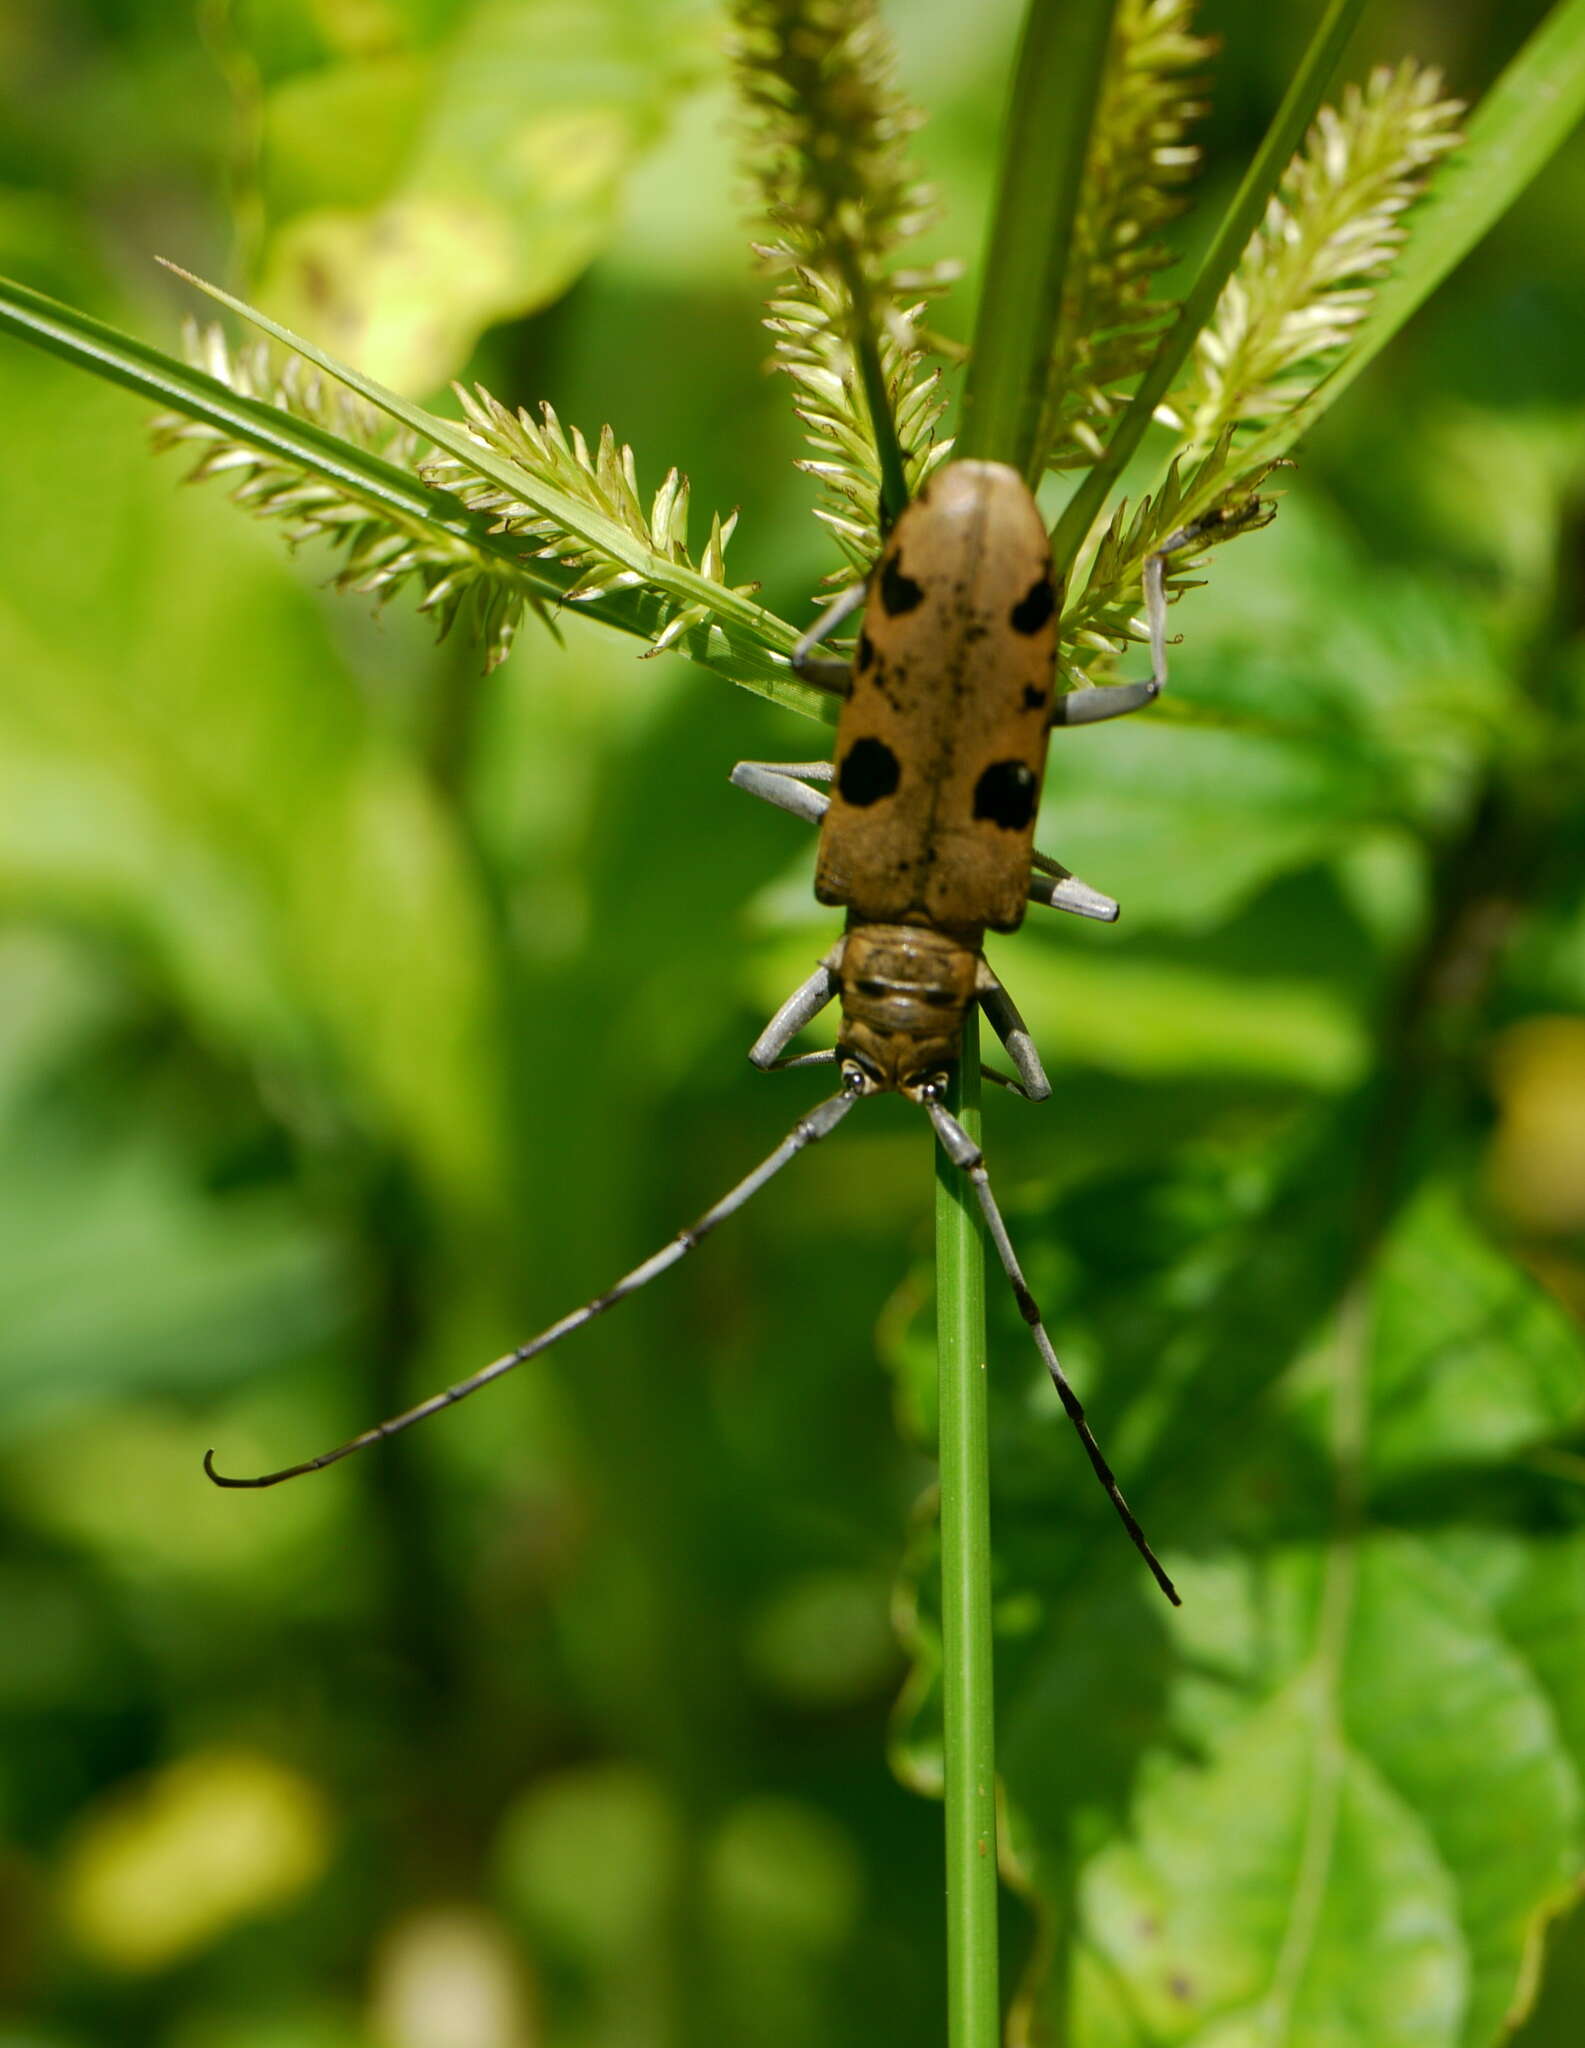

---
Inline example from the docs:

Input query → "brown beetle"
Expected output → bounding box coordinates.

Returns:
[205,460,1239,1606]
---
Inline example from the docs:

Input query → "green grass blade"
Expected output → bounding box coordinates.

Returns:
[1048,0,1368,579]
[0,270,832,722]
[958,0,1118,476]
[0,271,528,556]
[1234,0,1585,473]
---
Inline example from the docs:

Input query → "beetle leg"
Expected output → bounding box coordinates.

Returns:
[975,961,1051,1102]
[1144,500,1273,692]
[730,759,833,830]
[1051,678,1159,727]
[1049,519,1194,729]
[1026,849,1119,924]
[1142,519,1208,695]
[1052,502,1271,729]
[791,581,867,697]
[748,947,844,1070]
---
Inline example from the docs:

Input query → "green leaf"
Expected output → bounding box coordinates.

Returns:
[1367,1183,1585,1481]
[894,1118,1585,2048]
[0,1130,343,1440]
[252,0,710,393]
[1065,1534,1578,2048]
[0,345,517,1209]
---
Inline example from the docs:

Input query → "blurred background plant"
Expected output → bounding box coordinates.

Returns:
[1,2,1585,2046]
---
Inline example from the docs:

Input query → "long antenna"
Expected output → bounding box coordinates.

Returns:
[205,1087,859,1489]
[924,1095,1180,1606]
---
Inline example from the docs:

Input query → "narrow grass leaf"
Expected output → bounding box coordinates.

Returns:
[1050,0,1368,579]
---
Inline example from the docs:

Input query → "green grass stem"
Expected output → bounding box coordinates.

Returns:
[957,0,1118,477]
[935,1007,997,2048]
[940,9,1127,2032]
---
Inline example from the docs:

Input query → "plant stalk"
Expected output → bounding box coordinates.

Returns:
[936,1008,999,2048]
[940,4,1120,2033]
[957,0,1118,476]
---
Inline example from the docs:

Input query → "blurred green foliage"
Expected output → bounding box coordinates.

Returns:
[2,2,1585,2045]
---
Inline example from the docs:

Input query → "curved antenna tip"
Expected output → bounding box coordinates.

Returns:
[203,1448,254,1489]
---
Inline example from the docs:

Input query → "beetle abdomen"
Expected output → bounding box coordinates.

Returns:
[834,921,980,1097]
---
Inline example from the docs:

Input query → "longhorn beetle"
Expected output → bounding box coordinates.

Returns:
[206,459,1263,1605]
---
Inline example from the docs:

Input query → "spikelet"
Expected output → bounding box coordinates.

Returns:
[1042,0,1214,474]
[1166,62,1464,453]
[731,0,952,582]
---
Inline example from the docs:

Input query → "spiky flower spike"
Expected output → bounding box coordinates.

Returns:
[151,324,537,671]
[730,0,951,581]
[1058,56,1463,693]
[153,325,759,668]
[1042,0,1214,475]
[1168,61,1465,455]
[422,391,757,657]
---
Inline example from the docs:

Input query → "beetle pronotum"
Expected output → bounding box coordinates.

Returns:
[206,459,1261,1605]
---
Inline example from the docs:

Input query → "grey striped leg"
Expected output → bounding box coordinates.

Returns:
[1051,678,1160,727]
[1143,500,1274,692]
[749,948,843,1070]
[730,759,832,830]
[792,581,867,695]
[923,1095,1180,1606]
[205,1088,859,1489]
[1027,849,1119,923]
[975,964,1051,1102]
[1053,502,1270,730]
[1143,518,1211,696]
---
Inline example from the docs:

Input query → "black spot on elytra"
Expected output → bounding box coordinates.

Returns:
[1010,575,1056,635]
[973,759,1038,830]
[879,554,925,617]
[856,630,875,671]
[839,736,901,806]
[1021,684,1048,712]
